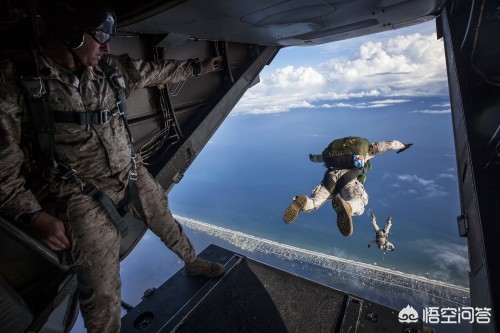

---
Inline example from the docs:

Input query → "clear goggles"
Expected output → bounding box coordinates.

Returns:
[88,13,115,45]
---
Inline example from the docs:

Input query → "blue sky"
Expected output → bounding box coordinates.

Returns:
[232,19,447,115]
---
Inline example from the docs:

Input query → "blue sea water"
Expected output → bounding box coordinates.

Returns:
[169,96,468,288]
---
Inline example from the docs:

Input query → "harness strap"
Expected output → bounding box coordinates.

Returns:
[325,155,355,169]
[89,185,129,237]
[17,51,57,172]
[52,104,123,125]
[336,169,362,191]
[57,162,129,237]
[322,168,362,195]
[24,92,56,170]
[116,178,147,222]
[98,58,148,223]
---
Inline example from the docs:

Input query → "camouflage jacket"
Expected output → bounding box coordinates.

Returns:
[0,50,197,221]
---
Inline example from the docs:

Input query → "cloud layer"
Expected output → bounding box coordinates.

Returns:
[385,171,456,199]
[233,28,448,115]
[419,240,469,283]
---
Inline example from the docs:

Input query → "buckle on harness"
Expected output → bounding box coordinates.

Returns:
[116,101,124,116]
[98,103,123,124]
[20,76,47,99]
[99,109,112,124]
[70,173,99,196]
[129,152,138,181]
[109,73,121,89]
[57,164,76,180]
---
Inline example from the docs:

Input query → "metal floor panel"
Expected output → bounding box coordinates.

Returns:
[120,245,423,333]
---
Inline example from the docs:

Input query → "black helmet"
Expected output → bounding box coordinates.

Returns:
[42,1,116,49]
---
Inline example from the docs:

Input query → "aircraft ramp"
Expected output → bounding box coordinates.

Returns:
[121,245,423,333]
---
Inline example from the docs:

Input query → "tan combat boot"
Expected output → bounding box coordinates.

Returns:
[283,195,308,224]
[332,197,353,236]
[185,257,225,277]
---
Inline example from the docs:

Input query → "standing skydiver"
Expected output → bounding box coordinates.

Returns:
[0,2,224,331]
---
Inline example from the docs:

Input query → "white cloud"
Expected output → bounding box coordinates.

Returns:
[395,174,448,198]
[431,102,451,108]
[410,109,451,114]
[419,240,469,282]
[397,174,433,186]
[320,33,447,95]
[269,65,325,88]
[370,99,411,105]
[318,99,411,109]
[233,27,448,115]
[436,173,455,180]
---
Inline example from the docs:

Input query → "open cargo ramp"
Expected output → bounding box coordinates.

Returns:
[121,245,423,333]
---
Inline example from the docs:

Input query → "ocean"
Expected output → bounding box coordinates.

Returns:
[169,97,468,288]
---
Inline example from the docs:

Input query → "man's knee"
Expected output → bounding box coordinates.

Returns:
[76,243,121,296]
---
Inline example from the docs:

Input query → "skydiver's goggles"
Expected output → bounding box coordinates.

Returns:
[87,12,116,45]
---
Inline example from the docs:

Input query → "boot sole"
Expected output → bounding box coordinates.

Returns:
[332,197,353,237]
[283,195,307,224]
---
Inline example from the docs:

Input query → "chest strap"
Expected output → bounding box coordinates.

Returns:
[52,103,123,125]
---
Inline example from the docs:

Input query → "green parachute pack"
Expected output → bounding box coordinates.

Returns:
[321,136,370,169]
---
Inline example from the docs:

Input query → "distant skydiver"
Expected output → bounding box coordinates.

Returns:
[368,213,395,251]
[283,137,412,236]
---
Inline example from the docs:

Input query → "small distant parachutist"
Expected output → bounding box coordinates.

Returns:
[368,213,395,251]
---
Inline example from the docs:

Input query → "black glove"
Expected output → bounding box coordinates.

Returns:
[396,143,413,154]
[309,154,314,161]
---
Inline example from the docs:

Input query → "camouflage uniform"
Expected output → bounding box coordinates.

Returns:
[368,215,395,251]
[303,141,407,216]
[0,51,199,332]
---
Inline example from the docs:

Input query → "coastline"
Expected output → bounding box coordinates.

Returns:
[175,214,470,299]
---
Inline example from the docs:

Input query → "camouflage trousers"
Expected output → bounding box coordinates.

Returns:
[302,169,369,216]
[58,164,196,333]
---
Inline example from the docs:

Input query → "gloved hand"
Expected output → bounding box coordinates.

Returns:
[309,154,314,161]
[201,55,223,73]
[396,143,413,154]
